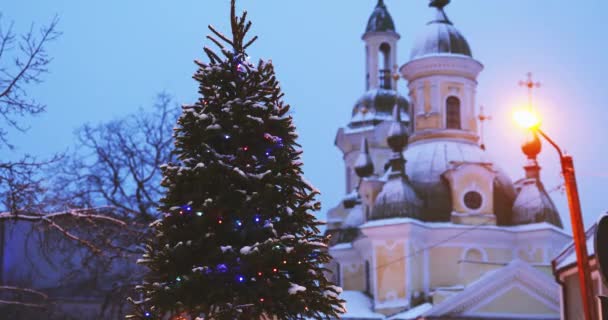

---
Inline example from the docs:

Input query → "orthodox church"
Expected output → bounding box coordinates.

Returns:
[326,1,572,319]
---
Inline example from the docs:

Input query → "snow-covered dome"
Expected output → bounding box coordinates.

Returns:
[365,0,396,33]
[410,0,472,60]
[371,178,423,220]
[404,139,516,223]
[343,205,366,228]
[512,179,563,228]
[350,89,409,128]
[370,106,423,221]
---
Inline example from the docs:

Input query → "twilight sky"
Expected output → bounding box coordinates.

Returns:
[5,0,608,232]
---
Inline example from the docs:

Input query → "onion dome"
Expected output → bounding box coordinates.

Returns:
[350,88,410,128]
[512,131,563,228]
[365,0,396,33]
[521,130,542,160]
[354,138,374,178]
[370,105,423,221]
[521,130,542,179]
[410,0,472,60]
[404,140,516,223]
[512,179,563,228]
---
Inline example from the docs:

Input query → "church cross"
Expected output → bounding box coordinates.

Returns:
[518,72,541,110]
[478,105,492,150]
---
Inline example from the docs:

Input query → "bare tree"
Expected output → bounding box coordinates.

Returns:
[0,14,60,148]
[0,14,143,319]
[0,11,175,318]
[53,93,178,222]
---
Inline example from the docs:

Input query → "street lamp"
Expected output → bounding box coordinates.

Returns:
[514,109,597,320]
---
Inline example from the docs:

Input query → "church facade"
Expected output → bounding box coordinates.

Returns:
[326,1,572,319]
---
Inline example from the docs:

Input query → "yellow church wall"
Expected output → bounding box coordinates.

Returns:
[375,241,407,303]
[485,248,513,262]
[429,247,462,288]
[342,263,365,292]
[449,172,493,215]
[460,261,500,285]
[408,243,424,293]
[415,113,441,130]
[475,286,556,315]
[516,245,545,263]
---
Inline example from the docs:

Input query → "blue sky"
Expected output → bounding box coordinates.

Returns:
[5,0,608,232]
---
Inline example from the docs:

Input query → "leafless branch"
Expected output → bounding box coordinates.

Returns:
[0,14,60,149]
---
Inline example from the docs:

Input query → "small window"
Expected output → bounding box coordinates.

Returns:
[446,96,461,129]
[464,191,483,210]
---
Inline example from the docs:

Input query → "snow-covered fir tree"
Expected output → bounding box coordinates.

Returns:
[128,1,344,319]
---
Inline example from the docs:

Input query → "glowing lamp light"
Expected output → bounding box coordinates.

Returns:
[257,272,263,276]
[196,211,203,217]
[236,220,243,227]
[176,276,182,282]
[513,109,541,129]
[254,215,261,223]
[273,268,278,273]
[237,275,245,283]
[144,312,151,318]
[224,134,231,140]
[260,298,265,302]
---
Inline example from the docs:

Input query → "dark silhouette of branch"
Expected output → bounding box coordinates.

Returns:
[0,14,60,149]
[51,93,177,221]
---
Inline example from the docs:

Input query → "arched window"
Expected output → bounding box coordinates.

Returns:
[446,96,461,129]
[379,43,391,89]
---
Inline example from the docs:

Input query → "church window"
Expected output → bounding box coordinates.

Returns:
[464,248,484,262]
[379,43,392,89]
[446,96,461,129]
[463,191,483,210]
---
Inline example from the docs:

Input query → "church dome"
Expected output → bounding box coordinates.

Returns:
[410,0,472,60]
[371,178,423,220]
[350,89,410,127]
[404,140,516,222]
[512,179,563,228]
[365,0,396,33]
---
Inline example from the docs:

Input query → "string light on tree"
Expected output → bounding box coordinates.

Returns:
[129,1,344,318]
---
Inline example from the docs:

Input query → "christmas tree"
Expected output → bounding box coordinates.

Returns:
[128,1,344,319]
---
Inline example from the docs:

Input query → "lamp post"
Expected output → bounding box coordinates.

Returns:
[514,110,597,320]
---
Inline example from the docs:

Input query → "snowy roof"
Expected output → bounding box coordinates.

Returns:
[350,89,409,128]
[410,1,471,60]
[365,0,396,34]
[512,178,563,228]
[361,217,569,235]
[330,243,353,251]
[389,303,432,320]
[403,139,515,223]
[340,291,385,319]
[554,222,597,270]
[343,205,366,228]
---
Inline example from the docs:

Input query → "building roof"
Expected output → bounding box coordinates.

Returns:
[410,0,472,60]
[553,222,597,270]
[340,291,385,319]
[512,178,563,228]
[350,89,410,129]
[370,105,423,221]
[404,140,516,223]
[365,0,396,34]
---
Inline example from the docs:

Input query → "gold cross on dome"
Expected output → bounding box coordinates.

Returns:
[478,105,492,150]
[518,72,541,110]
